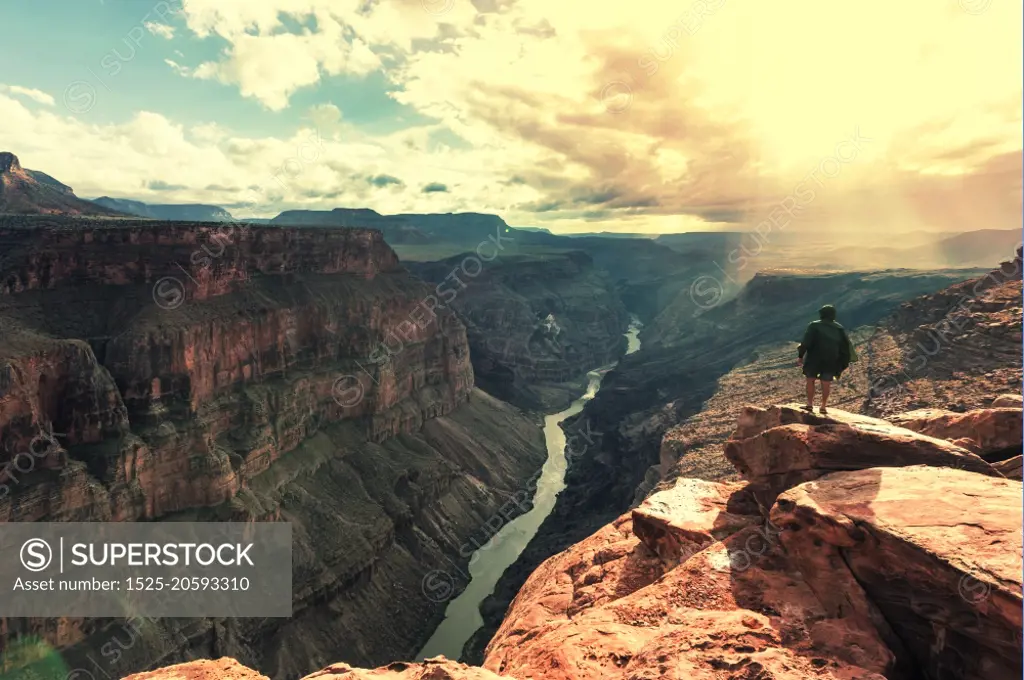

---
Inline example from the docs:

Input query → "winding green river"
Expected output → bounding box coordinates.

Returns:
[416,317,642,661]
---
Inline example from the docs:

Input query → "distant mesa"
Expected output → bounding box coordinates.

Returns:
[0,151,123,216]
[91,197,236,222]
[270,208,513,247]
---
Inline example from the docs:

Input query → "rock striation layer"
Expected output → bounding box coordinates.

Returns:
[408,251,630,411]
[0,216,546,679]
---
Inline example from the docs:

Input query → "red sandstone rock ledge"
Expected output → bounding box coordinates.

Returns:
[119,403,1024,680]
[123,657,511,680]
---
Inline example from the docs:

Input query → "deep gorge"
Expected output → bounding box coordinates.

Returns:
[0,218,555,679]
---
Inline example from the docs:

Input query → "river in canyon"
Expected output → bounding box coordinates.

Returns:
[416,316,643,661]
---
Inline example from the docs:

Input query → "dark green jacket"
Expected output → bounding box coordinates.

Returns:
[798,319,851,376]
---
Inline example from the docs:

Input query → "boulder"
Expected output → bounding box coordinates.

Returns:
[889,407,1022,461]
[484,513,665,662]
[992,394,1023,408]
[124,659,268,680]
[631,477,759,565]
[124,658,515,680]
[724,418,998,505]
[994,455,1023,480]
[302,659,513,679]
[485,523,895,680]
[772,466,1024,680]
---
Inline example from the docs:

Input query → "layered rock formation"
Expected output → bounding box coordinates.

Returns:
[0,216,546,678]
[725,403,1004,506]
[408,252,630,410]
[270,210,509,249]
[90,198,235,223]
[0,153,121,216]
[864,247,1022,417]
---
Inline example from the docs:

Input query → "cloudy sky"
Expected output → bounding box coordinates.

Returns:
[0,0,1020,234]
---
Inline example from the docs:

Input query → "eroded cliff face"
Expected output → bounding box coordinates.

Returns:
[0,156,122,217]
[408,251,629,411]
[0,217,546,678]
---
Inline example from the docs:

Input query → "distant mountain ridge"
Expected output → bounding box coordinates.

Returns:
[91,197,235,222]
[271,208,511,246]
[0,152,121,216]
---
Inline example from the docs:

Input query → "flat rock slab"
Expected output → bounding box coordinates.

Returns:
[889,407,1023,461]
[726,422,996,479]
[724,415,1000,507]
[631,477,759,565]
[732,404,904,441]
[772,466,1024,680]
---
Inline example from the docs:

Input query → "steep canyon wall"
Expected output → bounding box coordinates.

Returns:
[0,217,546,679]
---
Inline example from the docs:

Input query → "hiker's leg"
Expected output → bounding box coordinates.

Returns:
[805,377,816,408]
[821,379,832,411]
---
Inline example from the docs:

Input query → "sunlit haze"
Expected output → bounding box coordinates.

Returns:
[1,0,1020,234]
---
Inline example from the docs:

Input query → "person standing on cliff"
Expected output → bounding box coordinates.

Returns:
[797,304,853,414]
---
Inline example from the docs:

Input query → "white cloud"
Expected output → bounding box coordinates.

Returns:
[0,84,55,107]
[164,59,191,76]
[4,0,1021,234]
[0,93,534,220]
[189,19,381,111]
[144,21,175,39]
[173,0,465,110]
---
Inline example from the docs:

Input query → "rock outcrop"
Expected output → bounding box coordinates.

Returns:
[888,407,1022,461]
[0,153,121,216]
[724,403,1000,505]
[124,659,269,680]
[119,396,1023,680]
[301,659,512,680]
[0,216,546,678]
[774,466,1023,679]
[994,455,1023,479]
[124,657,512,680]
[991,393,1023,408]
[630,476,759,565]
[90,197,235,222]
[481,403,1022,679]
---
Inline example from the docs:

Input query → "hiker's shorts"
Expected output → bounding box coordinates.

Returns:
[803,366,835,382]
